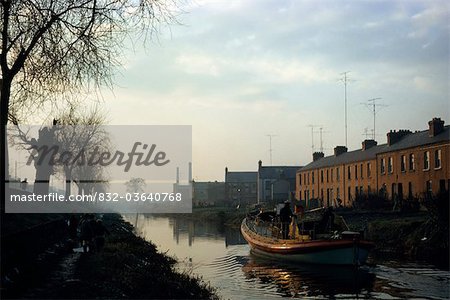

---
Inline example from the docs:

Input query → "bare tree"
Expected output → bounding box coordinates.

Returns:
[0,0,178,203]
[55,105,110,199]
[9,105,110,195]
[125,177,146,194]
[8,123,60,194]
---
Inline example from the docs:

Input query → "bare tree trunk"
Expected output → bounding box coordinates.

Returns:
[1,77,11,211]
[65,179,71,199]
[33,166,51,195]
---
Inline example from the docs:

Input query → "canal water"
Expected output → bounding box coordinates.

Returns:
[125,214,449,299]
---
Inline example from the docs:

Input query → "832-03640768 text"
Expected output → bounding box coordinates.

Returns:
[10,192,183,202]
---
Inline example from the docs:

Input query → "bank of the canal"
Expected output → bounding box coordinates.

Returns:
[1,213,219,299]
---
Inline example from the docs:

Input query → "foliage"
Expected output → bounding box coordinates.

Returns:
[125,177,146,194]
[352,192,391,210]
[1,0,178,123]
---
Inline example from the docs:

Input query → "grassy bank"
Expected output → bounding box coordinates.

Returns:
[1,213,219,299]
[64,214,219,299]
[365,213,448,267]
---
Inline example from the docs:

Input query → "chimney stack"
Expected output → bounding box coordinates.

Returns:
[362,139,377,150]
[387,130,411,146]
[334,146,348,156]
[428,117,444,137]
[313,152,324,161]
[188,162,192,183]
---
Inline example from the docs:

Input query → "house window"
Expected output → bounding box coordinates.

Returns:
[408,182,413,198]
[360,186,363,195]
[331,169,334,182]
[312,189,315,198]
[336,168,340,181]
[298,175,301,187]
[355,186,359,197]
[401,155,406,172]
[337,187,340,199]
[360,163,363,179]
[409,153,415,171]
[355,165,358,179]
[434,149,441,169]
[388,157,393,173]
[367,162,371,177]
[348,186,351,200]
[326,169,329,183]
[321,170,324,183]
[424,151,430,170]
[307,173,310,185]
[381,158,386,174]
[348,166,351,180]
[368,185,371,194]
[312,172,315,184]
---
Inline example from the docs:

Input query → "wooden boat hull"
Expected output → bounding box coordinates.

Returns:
[241,219,373,265]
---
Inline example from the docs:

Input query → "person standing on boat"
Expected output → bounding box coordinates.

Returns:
[280,201,293,239]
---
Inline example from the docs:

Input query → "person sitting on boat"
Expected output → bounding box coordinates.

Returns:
[279,201,293,239]
[293,203,305,236]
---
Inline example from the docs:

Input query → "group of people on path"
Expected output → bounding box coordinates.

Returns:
[67,214,110,253]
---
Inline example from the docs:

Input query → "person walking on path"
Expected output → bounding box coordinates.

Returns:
[79,214,95,253]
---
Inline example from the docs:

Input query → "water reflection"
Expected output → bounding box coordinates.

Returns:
[127,214,449,300]
[242,257,375,298]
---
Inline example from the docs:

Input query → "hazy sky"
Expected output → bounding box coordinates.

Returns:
[100,0,449,181]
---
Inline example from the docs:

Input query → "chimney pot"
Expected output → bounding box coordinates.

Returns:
[428,117,444,137]
[334,146,348,156]
[313,152,324,161]
[387,129,411,146]
[362,139,377,150]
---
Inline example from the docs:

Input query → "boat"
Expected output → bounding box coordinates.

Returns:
[241,207,374,265]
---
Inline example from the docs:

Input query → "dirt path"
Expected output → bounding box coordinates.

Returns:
[20,252,82,299]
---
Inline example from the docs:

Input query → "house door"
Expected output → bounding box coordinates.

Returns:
[326,188,330,207]
[391,183,396,201]
[398,183,403,200]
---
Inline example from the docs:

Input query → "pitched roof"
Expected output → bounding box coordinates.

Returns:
[378,125,450,154]
[259,166,301,179]
[300,145,386,171]
[226,171,257,183]
[300,125,449,172]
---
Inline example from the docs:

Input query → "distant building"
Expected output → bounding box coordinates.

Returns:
[297,117,450,208]
[225,168,257,206]
[257,160,301,203]
[192,181,226,206]
[173,163,193,202]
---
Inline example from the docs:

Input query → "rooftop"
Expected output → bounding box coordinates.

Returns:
[226,171,257,183]
[300,125,449,172]
[259,166,301,179]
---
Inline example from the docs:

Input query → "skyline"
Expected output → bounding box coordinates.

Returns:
[38,0,449,181]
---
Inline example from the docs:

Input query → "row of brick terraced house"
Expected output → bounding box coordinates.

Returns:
[296,118,450,208]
